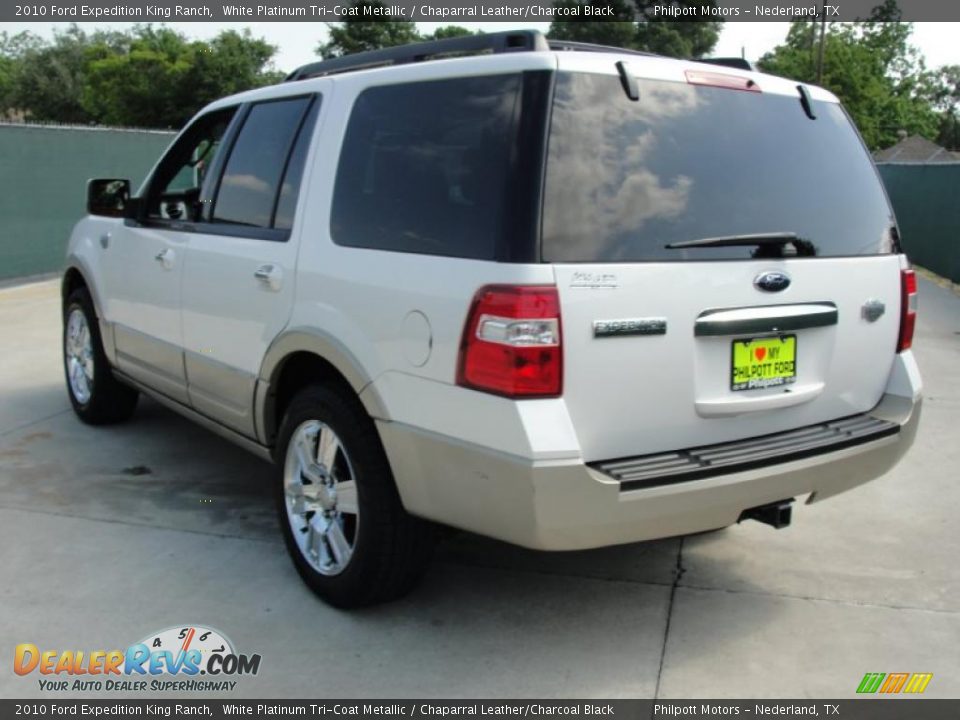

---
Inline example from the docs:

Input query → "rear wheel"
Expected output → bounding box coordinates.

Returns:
[63,287,138,424]
[275,384,434,608]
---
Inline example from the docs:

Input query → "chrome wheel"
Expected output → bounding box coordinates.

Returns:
[65,308,94,405]
[283,420,359,576]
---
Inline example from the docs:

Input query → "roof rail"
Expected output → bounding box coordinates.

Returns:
[285,30,550,82]
[546,39,659,58]
[697,57,757,72]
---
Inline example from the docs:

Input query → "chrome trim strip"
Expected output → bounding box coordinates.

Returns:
[695,302,838,337]
[593,317,667,338]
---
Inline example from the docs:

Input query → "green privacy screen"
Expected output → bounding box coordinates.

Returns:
[878,163,960,283]
[0,123,174,281]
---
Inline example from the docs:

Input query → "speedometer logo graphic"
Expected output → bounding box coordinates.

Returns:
[136,625,235,674]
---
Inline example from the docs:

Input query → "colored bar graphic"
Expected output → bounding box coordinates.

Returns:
[856,671,933,694]
[904,673,934,694]
[879,673,909,693]
[857,673,885,694]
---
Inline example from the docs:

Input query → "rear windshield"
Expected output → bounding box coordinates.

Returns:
[542,72,896,263]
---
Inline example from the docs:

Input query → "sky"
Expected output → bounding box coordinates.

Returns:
[5,21,959,74]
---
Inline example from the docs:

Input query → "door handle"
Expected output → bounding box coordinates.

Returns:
[154,248,175,270]
[254,264,282,291]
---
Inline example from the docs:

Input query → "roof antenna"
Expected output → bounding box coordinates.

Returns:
[617,61,640,102]
[797,84,817,120]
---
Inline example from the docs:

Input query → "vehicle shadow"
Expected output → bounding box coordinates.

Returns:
[2,389,787,698]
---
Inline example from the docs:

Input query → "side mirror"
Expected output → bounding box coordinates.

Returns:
[87,179,131,218]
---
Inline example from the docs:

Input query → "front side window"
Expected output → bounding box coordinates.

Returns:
[145,107,237,222]
[331,74,522,260]
[213,97,313,229]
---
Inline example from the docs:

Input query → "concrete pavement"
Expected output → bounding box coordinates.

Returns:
[1,277,957,698]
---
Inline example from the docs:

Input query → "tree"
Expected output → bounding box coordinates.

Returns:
[1,24,281,127]
[82,26,194,127]
[548,0,637,49]
[928,65,960,149]
[550,0,722,58]
[0,32,34,116]
[637,17,722,58]
[925,65,960,111]
[318,2,420,58]
[758,11,938,150]
[82,26,282,128]
[7,26,125,124]
[423,26,478,41]
[186,30,284,104]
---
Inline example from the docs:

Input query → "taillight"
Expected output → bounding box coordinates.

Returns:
[897,268,917,352]
[456,285,562,398]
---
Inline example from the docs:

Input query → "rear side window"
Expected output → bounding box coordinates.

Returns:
[331,74,522,259]
[542,72,896,262]
[214,97,312,229]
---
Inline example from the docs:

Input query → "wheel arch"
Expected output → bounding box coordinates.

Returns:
[62,260,116,364]
[62,266,89,302]
[256,328,387,448]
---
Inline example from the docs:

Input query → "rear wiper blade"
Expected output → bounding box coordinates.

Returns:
[665,232,816,256]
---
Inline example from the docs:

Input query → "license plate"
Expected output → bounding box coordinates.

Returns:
[731,335,797,391]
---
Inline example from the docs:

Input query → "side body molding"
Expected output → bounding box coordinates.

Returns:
[255,327,388,446]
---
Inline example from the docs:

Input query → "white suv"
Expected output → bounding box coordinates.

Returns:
[62,31,922,608]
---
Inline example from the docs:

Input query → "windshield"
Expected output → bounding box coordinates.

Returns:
[541,72,896,263]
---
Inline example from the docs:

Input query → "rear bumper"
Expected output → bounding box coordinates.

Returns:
[378,353,922,551]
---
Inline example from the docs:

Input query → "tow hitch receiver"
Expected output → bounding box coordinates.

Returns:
[739,499,794,529]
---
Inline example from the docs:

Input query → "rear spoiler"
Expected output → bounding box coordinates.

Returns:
[698,57,757,72]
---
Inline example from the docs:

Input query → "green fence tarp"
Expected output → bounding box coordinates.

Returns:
[0,124,174,281]
[878,163,960,283]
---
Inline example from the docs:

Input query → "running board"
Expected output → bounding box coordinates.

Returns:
[592,414,900,492]
[113,370,274,463]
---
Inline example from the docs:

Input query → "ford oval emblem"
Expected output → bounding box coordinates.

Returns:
[754,271,791,293]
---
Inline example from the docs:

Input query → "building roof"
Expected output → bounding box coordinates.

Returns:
[874,135,960,163]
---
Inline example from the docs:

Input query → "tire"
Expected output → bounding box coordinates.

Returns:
[63,287,138,425]
[275,384,435,608]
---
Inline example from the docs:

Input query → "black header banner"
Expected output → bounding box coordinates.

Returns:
[5,0,960,22]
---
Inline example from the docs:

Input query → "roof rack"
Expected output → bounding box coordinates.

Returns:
[284,30,549,82]
[283,30,732,84]
[546,39,659,58]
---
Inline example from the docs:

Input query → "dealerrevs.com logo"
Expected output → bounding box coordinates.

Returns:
[14,625,261,693]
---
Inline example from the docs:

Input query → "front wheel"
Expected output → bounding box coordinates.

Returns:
[63,287,138,424]
[275,384,434,608]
